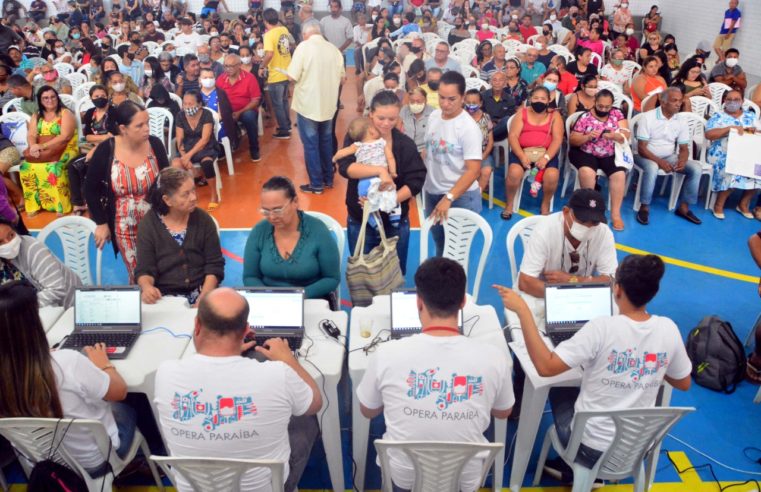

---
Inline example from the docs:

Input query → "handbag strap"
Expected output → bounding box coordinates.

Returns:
[352,201,372,258]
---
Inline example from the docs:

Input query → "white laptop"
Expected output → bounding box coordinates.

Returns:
[236,287,305,350]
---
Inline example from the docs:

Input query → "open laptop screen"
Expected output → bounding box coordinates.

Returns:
[236,288,304,331]
[74,288,141,327]
[391,289,463,333]
[545,283,613,326]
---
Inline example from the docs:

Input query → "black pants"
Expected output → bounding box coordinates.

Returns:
[285,414,320,492]
[548,387,603,469]
[67,156,87,207]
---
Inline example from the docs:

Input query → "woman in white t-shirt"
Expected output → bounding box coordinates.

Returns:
[496,253,692,483]
[0,281,134,476]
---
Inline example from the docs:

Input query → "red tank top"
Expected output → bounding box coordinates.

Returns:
[518,107,553,148]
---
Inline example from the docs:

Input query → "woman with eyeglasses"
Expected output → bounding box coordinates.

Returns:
[135,167,223,306]
[242,176,340,306]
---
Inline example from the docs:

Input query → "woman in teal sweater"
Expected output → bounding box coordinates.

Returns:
[243,176,340,303]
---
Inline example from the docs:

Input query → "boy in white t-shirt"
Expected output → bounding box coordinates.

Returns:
[357,258,514,492]
[154,288,322,492]
[496,253,691,483]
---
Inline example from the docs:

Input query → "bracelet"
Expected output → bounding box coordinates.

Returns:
[100,363,115,371]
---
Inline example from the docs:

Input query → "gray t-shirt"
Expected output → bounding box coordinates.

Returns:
[424,57,463,75]
[709,61,744,82]
[319,15,353,51]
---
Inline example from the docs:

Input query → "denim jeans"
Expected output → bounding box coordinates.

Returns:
[548,387,603,469]
[87,401,137,477]
[347,214,410,276]
[285,415,319,492]
[424,189,483,257]
[635,154,701,206]
[238,109,260,157]
[268,81,291,133]
[297,113,334,189]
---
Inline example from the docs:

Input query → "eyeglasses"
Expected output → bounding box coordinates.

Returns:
[260,202,291,216]
[568,250,580,274]
[224,63,240,68]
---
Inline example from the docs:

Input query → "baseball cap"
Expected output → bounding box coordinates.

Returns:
[696,40,711,54]
[567,189,607,224]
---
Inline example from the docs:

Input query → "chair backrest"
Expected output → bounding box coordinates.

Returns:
[150,456,285,492]
[0,418,115,482]
[526,34,540,46]
[676,112,705,157]
[502,39,522,52]
[461,64,480,79]
[597,80,622,94]
[76,64,93,81]
[621,60,641,81]
[639,92,658,113]
[688,95,718,120]
[37,216,102,285]
[74,98,95,141]
[0,112,31,153]
[629,113,646,156]
[452,38,479,53]
[2,97,23,115]
[63,72,87,94]
[169,92,183,108]
[743,98,761,120]
[566,407,694,482]
[73,81,97,102]
[58,94,76,113]
[146,106,173,159]
[420,208,493,302]
[590,52,603,70]
[506,215,546,287]
[707,82,732,110]
[465,78,490,92]
[612,92,633,121]
[53,62,75,77]
[452,49,475,66]
[306,211,345,264]
[748,83,759,101]
[143,40,162,57]
[374,440,503,492]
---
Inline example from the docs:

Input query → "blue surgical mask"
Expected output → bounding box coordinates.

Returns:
[72,33,81,39]
[543,81,557,92]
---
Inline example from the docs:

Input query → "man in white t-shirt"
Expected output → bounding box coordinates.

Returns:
[519,188,618,299]
[154,288,322,492]
[423,70,483,257]
[357,257,514,492]
[173,17,202,57]
[497,253,691,482]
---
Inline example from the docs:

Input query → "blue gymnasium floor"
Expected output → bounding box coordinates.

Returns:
[24,170,761,491]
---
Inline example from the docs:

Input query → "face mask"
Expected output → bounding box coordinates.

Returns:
[535,42,544,50]
[625,28,634,35]
[371,14,377,21]
[198,53,210,63]
[542,81,557,92]
[543,30,550,36]
[724,101,742,113]
[112,82,125,92]
[249,37,257,46]
[44,70,58,81]
[0,235,21,260]
[210,31,218,36]
[530,101,547,113]
[33,73,43,82]
[621,3,628,8]
[55,47,65,54]
[481,23,489,30]
[144,69,153,77]
[92,96,108,108]
[511,14,517,20]
[427,80,439,90]
[469,27,476,32]
[567,216,592,242]
[585,87,598,97]
[409,102,425,114]
[725,58,739,68]
[392,17,401,26]
[550,14,557,20]
[410,46,421,54]
[256,49,266,58]
[241,56,251,64]
[464,103,480,113]
[595,107,610,117]
[168,50,176,57]
[201,77,215,89]
[72,33,80,39]
[185,106,199,116]
[612,58,623,66]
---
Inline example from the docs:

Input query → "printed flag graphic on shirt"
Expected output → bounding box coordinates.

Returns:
[171,390,257,431]
[406,369,484,410]
[606,349,669,383]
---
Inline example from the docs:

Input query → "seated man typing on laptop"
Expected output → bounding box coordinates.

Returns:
[154,288,322,492]
[495,254,691,484]
[357,258,514,492]
[518,189,618,299]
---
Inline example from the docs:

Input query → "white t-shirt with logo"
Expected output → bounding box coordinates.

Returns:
[174,31,202,57]
[519,212,618,280]
[356,334,514,491]
[154,354,313,492]
[554,314,692,451]
[423,109,483,195]
[52,349,118,471]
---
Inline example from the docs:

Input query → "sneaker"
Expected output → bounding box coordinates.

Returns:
[324,182,334,189]
[543,457,573,483]
[272,130,291,140]
[299,184,323,195]
[251,152,261,163]
[636,208,649,225]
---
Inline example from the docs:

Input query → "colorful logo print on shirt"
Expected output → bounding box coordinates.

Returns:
[406,369,484,410]
[171,390,257,431]
[607,349,669,383]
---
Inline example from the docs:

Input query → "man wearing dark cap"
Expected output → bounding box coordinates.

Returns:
[518,188,618,299]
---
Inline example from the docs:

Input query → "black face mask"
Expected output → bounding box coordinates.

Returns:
[530,101,547,113]
[92,96,108,108]
[410,46,421,54]
[126,52,135,60]
[595,108,610,118]
[428,80,440,90]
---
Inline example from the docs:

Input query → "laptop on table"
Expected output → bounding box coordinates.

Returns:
[59,286,142,359]
[390,288,463,339]
[544,282,613,347]
[236,287,305,351]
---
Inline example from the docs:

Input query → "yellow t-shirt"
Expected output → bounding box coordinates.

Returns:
[264,25,292,84]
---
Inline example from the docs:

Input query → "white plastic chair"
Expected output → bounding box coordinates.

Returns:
[688,95,719,120]
[465,78,490,92]
[612,92,634,121]
[2,97,23,115]
[74,98,95,144]
[169,91,183,108]
[0,112,30,154]
[76,64,93,81]
[743,99,761,120]
[506,215,546,287]
[590,52,603,70]
[53,62,75,77]
[597,80,622,94]
[707,82,732,111]
[307,211,345,308]
[561,111,586,198]
[63,72,87,95]
[533,407,695,492]
[502,39,522,53]
[208,109,235,176]
[452,38,479,53]
[420,208,492,302]
[374,440,503,492]
[147,106,174,160]
[639,92,658,113]
[73,81,97,102]
[460,64,480,79]
[526,34,540,46]
[0,418,163,492]
[58,93,76,113]
[143,40,161,57]
[151,456,284,492]
[503,114,556,214]
[37,216,102,286]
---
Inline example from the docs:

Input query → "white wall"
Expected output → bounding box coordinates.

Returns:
[658,0,760,81]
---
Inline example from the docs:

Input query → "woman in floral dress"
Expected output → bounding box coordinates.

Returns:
[19,86,79,216]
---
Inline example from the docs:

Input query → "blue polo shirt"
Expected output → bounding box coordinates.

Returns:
[520,61,546,85]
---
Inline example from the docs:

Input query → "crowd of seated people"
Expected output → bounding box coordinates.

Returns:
[0,0,758,490]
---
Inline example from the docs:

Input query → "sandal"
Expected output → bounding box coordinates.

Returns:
[207,201,220,212]
[612,217,625,231]
[500,209,513,220]
[746,359,761,384]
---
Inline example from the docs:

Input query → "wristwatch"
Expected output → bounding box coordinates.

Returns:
[543,153,551,161]
[445,192,454,202]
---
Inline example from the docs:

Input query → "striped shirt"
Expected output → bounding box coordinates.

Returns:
[12,236,82,308]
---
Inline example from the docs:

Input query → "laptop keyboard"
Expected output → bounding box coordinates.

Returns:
[548,330,577,347]
[254,335,303,351]
[60,332,139,355]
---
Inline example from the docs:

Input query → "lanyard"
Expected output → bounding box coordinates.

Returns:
[422,325,460,335]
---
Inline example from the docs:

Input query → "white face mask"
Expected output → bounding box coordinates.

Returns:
[241,56,251,64]
[621,3,628,7]
[392,17,401,26]
[625,27,634,35]
[0,235,21,260]
[550,14,557,21]
[55,47,65,54]
[481,23,489,30]
[535,42,544,50]
[200,77,215,88]
[409,102,425,114]
[256,49,265,58]
[567,214,593,242]
[725,57,739,67]
[511,14,518,20]
[144,69,153,77]
[112,82,125,92]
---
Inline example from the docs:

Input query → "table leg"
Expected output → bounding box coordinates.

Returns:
[319,374,345,492]
[352,377,371,492]
[509,378,549,492]
[493,418,507,491]
[647,384,674,490]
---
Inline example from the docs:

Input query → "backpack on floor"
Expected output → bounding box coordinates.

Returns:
[686,316,746,394]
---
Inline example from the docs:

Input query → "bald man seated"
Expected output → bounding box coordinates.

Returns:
[154,288,322,492]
